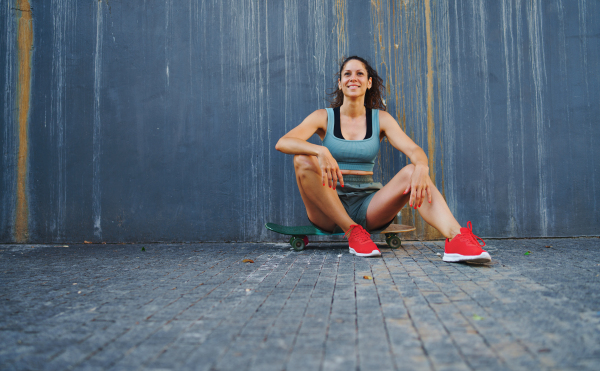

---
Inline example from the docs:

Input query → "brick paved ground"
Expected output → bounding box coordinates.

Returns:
[1,237,599,370]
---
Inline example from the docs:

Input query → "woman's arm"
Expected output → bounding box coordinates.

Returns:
[275,109,344,188]
[379,111,432,208]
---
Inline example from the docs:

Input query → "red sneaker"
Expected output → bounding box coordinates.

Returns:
[345,225,381,257]
[443,221,491,263]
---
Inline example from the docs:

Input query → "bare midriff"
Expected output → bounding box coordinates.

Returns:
[340,170,373,176]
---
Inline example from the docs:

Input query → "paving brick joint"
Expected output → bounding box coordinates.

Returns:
[1,238,600,370]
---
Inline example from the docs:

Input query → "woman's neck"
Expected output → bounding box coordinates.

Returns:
[340,99,366,118]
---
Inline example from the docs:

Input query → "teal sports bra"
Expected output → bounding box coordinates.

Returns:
[322,107,380,172]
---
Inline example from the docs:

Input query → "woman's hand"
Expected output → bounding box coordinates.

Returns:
[403,164,433,209]
[317,147,345,190]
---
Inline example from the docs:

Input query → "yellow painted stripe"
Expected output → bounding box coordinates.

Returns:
[15,0,33,243]
[335,0,346,60]
[425,0,435,184]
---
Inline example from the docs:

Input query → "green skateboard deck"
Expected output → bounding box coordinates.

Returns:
[265,223,415,251]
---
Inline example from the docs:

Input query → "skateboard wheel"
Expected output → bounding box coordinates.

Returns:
[291,237,305,251]
[387,235,401,249]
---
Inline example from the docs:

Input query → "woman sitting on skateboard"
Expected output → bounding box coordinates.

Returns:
[275,56,490,262]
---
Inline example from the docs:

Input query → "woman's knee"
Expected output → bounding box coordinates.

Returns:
[293,155,319,174]
[397,164,415,181]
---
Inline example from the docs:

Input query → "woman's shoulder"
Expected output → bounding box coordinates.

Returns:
[377,109,395,123]
[313,108,329,117]
[297,109,328,131]
[306,108,329,124]
[303,108,328,117]
[376,109,391,118]
[376,110,400,131]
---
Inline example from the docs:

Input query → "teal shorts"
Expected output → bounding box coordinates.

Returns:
[309,175,393,233]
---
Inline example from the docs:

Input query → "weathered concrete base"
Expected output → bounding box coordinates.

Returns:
[1,238,599,370]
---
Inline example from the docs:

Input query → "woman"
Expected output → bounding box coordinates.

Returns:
[275,56,490,262]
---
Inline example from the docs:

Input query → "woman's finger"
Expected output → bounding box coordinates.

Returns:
[414,188,420,209]
[337,169,344,188]
[403,185,410,195]
[332,169,338,190]
[416,186,423,208]
[427,185,432,204]
[322,169,326,186]
[411,186,417,209]
[420,184,430,207]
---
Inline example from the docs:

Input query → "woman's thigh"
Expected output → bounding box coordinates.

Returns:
[365,164,414,230]
[293,155,338,231]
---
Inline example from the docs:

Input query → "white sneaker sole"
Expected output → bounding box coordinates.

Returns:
[349,247,381,257]
[443,252,491,263]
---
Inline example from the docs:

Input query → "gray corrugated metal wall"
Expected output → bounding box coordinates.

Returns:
[1,0,599,243]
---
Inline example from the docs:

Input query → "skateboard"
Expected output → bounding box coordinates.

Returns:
[265,223,416,251]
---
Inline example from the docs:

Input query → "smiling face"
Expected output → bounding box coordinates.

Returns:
[338,59,372,100]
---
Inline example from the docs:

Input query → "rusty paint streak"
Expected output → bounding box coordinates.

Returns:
[425,2,443,240]
[424,0,435,185]
[14,0,33,243]
[334,0,346,60]
[371,0,443,240]
[434,5,445,199]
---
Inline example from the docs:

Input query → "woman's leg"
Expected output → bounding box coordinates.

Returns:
[293,155,355,232]
[366,164,462,239]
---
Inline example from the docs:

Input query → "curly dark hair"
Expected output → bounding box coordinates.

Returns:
[327,56,386,110]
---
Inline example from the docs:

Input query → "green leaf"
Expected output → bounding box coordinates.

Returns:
[524,251,530,256]
[141,247,146,252]
[472,314,484,321]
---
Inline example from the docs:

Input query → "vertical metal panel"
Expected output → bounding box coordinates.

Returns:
[0,0,598,242]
